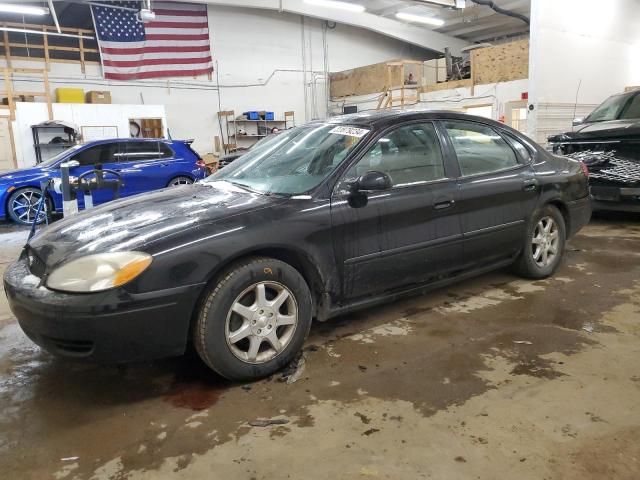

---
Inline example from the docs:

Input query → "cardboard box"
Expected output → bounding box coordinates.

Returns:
[86,90,112,104]
[56,88,85,103]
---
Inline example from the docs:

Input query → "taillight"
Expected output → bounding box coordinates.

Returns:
[196,159,206,168]
[579,161,589,178]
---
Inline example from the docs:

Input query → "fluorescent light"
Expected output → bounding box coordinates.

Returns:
[0,3,49,15]
[396,12,445,26]
[304,0,365,13]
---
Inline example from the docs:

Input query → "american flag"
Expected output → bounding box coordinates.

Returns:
[91,1,213,80]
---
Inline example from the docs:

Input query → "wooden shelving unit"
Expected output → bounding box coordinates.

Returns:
[218,110,295,153]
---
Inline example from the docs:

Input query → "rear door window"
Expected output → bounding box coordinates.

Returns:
[124,142,161,162]
[443,121,519,176]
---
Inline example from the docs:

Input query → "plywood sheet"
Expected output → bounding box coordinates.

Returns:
[421,78,472,93]
[330,60,406,99]
[472,39,529,85]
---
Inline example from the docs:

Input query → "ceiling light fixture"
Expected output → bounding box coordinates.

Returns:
[304,0,366,13]
[396,12,445,26]
[0,3,49,15]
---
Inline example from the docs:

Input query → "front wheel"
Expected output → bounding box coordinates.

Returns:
[7,187,50,225]
[514,204,566,279]
[194,257,312,381]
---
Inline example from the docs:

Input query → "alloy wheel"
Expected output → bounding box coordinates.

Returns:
[225,281,298,364]
[531,216,559,268]
[170,177,193,186]
[11,190,47,224]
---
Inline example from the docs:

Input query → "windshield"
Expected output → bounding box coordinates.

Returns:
[585,93,635,122]
[207,123,369,195]
[39,144,82,167]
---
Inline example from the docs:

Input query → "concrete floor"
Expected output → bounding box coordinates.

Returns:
[1,215,639,480]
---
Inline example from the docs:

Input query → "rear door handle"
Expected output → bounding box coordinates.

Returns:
[434,199,455,210]
[523,179,539,191]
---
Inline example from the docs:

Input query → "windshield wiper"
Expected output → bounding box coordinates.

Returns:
[223,180,266,195]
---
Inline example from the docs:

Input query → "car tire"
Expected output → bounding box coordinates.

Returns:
[168,176,193,187]
[514,204,566,279]
[194,257,313,381]
[7,187,50,226]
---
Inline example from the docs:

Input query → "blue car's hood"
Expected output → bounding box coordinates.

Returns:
[0,166,53,184]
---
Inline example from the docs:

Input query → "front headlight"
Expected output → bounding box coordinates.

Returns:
[46,252,152,293]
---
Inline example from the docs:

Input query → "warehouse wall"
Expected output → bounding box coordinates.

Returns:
[528,0,640,143]
[1,5,433,164]
[330,78,529,126]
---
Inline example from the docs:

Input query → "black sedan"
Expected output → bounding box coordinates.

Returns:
[4,111,592,381]
[548,89,640,212]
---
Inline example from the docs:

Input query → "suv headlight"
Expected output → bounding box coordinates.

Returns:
[46,252,152,293]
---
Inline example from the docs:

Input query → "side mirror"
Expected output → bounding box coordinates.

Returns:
[60,160,80,169]
[352,170,392,192]
[572,117,584,126]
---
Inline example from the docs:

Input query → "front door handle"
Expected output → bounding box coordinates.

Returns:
[434,199,455,210]
[523,179,539,191]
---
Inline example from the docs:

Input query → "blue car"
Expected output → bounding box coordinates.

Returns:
[0,138,207,225]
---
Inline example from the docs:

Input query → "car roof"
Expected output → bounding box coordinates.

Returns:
[78,138,175,147]
[321,109,511,131]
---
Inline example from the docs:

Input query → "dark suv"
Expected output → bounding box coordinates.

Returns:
[548,89,640,212]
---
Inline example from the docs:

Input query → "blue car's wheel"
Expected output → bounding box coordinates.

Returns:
[168,176,193,187]
[7,187,50,226]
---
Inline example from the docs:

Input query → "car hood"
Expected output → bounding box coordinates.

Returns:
[0,166,52,184]
[28,181,283,268]
[548,119,640,142]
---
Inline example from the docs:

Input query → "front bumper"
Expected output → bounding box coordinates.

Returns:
[566,196,592,238]
[3,256,205,363]
[590,185,640,212]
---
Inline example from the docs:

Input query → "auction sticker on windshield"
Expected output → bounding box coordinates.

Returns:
[329,126,370,138]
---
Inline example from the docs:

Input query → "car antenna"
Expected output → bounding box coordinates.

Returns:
[572,79,582,132]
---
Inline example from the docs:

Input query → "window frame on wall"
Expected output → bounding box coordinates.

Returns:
[463,103,494,120]
[505,100,529,134]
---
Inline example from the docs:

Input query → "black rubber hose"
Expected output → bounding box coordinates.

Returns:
[470,0,530,25]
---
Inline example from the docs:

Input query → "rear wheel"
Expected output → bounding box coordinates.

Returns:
[194,257,312,381]
[7,188,50,225]
[514,204,566,279]
[168,176,193,187]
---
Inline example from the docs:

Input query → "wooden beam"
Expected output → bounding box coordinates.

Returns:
[42,26,50,71]
[2,55,100,66]
[3,31,11,69]
[2,21,94,34]
[421,78,473,93]
[7,119,17,169]
[6,42,99,53]
[43,69,52,120]
[78,30,86,74]
[3,69,15,120]
[11,67,45,74]
[0,91,47,97]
